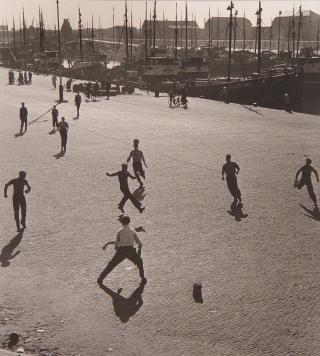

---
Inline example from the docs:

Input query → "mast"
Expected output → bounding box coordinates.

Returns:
[91,15,94,52]
[233,10,238,52]
[269,18,272,51]
[130,10,133,61]
[112,5,115,45]
[277,11,282,56]
[257,1,262,75]
[216,9,220,48]
[153,0,156,51]
[175,2,178,58]
[208,8,211,47]
[125,0,129,62]
[194,15,197,49]
[163,11,166,50]
[243,11,246,51]
[22,8,26,44]
[296,5,302,57]
[292,8,296,59]
[227,1,234,81]
[78,8,83,61]
[13,18,16,53]
[149,10,152,54]
[317,22,319,56]
[144,1,148,59]
[185,2,188,57]
[19,14,22,45]
[287,16,291,53]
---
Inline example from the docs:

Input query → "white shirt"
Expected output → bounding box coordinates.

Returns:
[115,225,142,248]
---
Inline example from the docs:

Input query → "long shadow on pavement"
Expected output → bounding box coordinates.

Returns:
[53,152,65,160]
[300,204,320,221]
[227,202,248,222]
[133,187,147,202]
[0,230,24,267]
[99,282,146,323]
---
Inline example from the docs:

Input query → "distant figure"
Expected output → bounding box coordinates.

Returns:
[127,139,147,189]
[222,154,242,209]
[24,71,28,85]
[18,71,24,85]
[106,81,111,100]
[93,81,100,99]
[58,117,69,154]
[10,70,15,85]
[295,158,319,209]
[66,78,72,92]
[28,71,32,84]
[106,163,145,213]
[75,91,82,117]
[4,171,31,232]
[86,82,92,100]
[8,70,13,85]
[52,74,57,89]
[97,215,147,286]
[51,105,59,130]
[19,102,28,133]
[180,87,187,108]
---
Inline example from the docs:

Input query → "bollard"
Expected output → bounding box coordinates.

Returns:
[193,283,203,303]
[155,89,159,98]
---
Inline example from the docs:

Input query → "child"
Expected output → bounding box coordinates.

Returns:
[127,139,147,189]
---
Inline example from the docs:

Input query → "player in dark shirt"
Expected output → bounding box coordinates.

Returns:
[51,105,59,130]
[75,92,82,118]
[222,154,242,207]
[58,117,69,154]
[106,163,145,213]
[19,102,28,133]
[295,158,319,209]
[4,171,31,231]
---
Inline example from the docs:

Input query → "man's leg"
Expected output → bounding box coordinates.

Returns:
[20,196,27,228]
[12,198,20,231]
[126,247,146,280]
[226,177,238,203]
[24,120,27,132]
[60,134,64,152]
[62,134,67,152]
[20,120,24,132]
[133,163,143,186]
[307,182,318,207]
[98,249,126,284]
[119,192,129,211]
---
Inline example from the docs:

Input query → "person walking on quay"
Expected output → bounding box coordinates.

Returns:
[19,102,28,133]
[75,91,82,118]
[51,105,59,131]
[127,139,147,189]
[222,154,242,209]
[28,71,32,84]
[294,158,319,209]
[18,71,24,85]
[52,74,57,89]
[24,71,28,85]
[97,215,147,286]
[4,171,31,232]
[106,163,145,213]
[58,117,69,154]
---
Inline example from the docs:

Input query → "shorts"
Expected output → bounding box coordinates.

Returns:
[133,162,145,179]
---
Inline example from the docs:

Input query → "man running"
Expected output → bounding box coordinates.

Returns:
[106,163,145,213]
[294,158,319,209]
[222,154,242,207]
[51,105,59,130]
[75,91,82,118]
[58,117,69,154]
[19,102,28,133]
[4,171,31,232]
[127,139,147,189]
[97,215,147,286]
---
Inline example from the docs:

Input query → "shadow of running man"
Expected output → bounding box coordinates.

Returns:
[133,187,147,202]
[0,230,24,267]
[99,282,146,323]
[228,202,248,222]
[300,204,320,221]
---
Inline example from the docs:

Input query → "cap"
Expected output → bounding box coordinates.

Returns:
[118,214,130,224]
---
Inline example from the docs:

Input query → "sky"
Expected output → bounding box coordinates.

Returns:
[1,1,320,29]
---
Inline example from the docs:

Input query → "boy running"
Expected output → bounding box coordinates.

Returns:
[222,154,242,207]
[127,139,147,189]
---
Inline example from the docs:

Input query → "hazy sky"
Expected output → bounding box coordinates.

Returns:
[1,1,320,29]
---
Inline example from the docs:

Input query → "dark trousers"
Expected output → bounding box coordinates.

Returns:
[76,103,80,117]
[99,246,145,281]
[226,176,241,202]
[297,179,317,204]
[119,188,142,211]
[133,162,145,185]
[52,117,59,128]
[60,133,68,152]
[20,119,27,132]
[13,195,26,229]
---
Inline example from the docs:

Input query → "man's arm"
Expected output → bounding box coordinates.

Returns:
[235,163,240,174]
[24,180,31,194]
[106,171,118,177]
[114,232,120,250]
[312,168,320,182]
[134,232,142,252]
[127,152,132,163]
[128,172,137,180]
[141,152,148,168]
[222,165,225,180]
[295,168,302,180]
[4,180,14,197]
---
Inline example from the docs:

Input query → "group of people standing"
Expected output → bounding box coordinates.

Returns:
[9,69,32,86]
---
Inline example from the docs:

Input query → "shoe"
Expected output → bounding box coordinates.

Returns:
[139,207,145,214]
[97,277,103,286]
[21,222,26,229]
[141,277,147,285]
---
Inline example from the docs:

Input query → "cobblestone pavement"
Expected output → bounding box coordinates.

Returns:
[0,68,320,356]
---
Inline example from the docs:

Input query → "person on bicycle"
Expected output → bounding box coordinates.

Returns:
[180,86,187,109]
